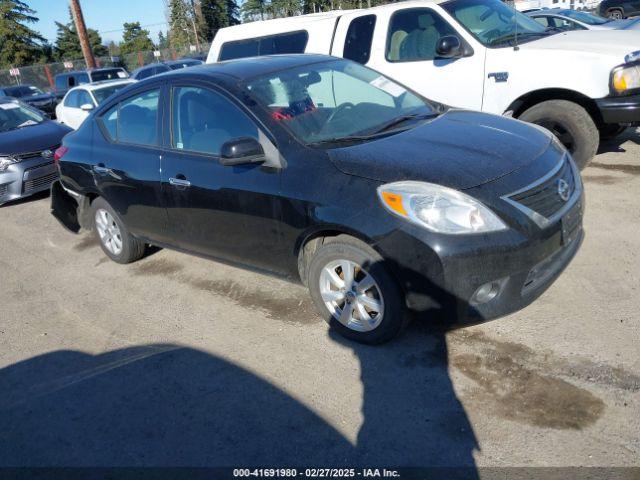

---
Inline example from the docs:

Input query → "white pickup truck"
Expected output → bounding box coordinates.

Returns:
[207,0,640,168]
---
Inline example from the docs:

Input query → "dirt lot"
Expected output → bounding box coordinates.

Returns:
[0,130,638,469]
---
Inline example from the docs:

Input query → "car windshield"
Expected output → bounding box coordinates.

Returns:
[0,101,45,132]
[244,60,437,145]
[443,0,551,47]
[92,83,131,104]
[558,9,610,25]
[91,69,128,82]
[4,86,45,98]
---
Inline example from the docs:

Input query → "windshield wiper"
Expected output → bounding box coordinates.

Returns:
[364,112,439,136]
[489,31,549,46]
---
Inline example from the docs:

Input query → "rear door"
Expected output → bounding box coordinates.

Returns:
[333,7,486,110]
[160,80,288,272]
[92,84,168,242]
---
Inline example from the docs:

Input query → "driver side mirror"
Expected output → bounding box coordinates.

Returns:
[80,103,94,112]
[436,35,464,59]
[220,137,265,166]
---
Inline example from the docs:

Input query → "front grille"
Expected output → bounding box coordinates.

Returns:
[508,158,576,220]
[23,172,58,194]
[16,144,60,161]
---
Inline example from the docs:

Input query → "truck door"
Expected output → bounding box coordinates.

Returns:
[332,8,486,111]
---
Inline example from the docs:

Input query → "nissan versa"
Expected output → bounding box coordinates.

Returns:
[50,55,583,344]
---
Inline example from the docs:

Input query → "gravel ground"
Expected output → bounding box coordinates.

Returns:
[0,129,638,468]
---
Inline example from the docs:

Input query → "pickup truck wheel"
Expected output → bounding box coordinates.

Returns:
[307,236,406,345]
[519,100,598,170]
[607,8,624,19]
[92,197,145,264]
[599,124,627,141]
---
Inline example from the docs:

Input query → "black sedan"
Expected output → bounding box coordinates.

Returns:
[51,55,583,344]
[0,85,58,117]
[0,98,71,205]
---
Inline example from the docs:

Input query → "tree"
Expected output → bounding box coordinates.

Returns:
[119,22,155,55]
[241,0,270,21]
[168,0,193,50]
[54,9,108,61]
[0,0,47,68]
[158,31,170,50]
[198,0,239,41]
[270,0,301,17]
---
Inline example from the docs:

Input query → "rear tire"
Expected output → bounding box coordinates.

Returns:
[91,197,145,264]
[306,236,406,345]
[518,100,599,170]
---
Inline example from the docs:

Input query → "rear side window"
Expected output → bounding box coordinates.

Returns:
[99,89,160,147]
[343,15,377,65]
[171,86,258,155]
[219,30,309,61]
[91,69,127,82]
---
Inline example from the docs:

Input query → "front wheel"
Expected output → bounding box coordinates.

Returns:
[307,236,406,344]
[607,8,624,19]
[518,99,599,170]
[92,197,146,264]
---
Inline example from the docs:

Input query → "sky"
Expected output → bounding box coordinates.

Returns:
[28,0,169,44]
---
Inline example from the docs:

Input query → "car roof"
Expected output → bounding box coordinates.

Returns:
[171,54,336,81]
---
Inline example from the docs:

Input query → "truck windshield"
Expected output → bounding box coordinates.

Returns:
[245,59,437,145]
[443,0,551,47]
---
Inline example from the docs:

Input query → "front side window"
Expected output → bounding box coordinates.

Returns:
[64,90,80,108]
[442,0,550,47]
[245,59,434,145]
[344,15,377,65]
[386,9,459,62]
[219,31,309,61]
[99,89,160,146]
[171,86,258,155]
[92,83,131,105]
[77,90,94,107]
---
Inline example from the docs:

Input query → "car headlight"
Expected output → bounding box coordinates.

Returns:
[611,63,640,95]
[377,181,507,234]
[0,156,17,172]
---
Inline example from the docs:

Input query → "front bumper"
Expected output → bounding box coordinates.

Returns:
[596,93,640,125]
[375,192,584,325]
[0,158,58,206]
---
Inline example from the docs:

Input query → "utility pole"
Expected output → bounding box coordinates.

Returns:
[69,0,97,69]
[189,0,201,51]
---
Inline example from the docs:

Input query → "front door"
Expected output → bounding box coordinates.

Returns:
[363,7,486,111]
[160,83,288,273]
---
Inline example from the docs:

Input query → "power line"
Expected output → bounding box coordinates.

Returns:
[99,21,170,34]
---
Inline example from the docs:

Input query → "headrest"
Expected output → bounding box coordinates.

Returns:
[418,15,435,29]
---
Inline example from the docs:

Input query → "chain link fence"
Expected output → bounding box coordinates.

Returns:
[0,43,211,91]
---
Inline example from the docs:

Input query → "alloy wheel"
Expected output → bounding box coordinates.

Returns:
[95,208,123,256]
[319,259,384,332]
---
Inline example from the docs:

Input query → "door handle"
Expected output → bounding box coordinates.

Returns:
[169,177,191,187]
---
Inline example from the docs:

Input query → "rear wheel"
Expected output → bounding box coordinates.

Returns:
[518,99,599,170]
[307,236,406,344]
[92,197,145,264]
[607,8,624,19]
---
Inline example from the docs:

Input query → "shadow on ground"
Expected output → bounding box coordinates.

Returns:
[0,326,478,469]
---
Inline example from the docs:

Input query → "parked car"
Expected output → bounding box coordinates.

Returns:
[56,79,136,130]
[51,55,583,344]
[599,0,640,19]
[528,8,640,30]
[131,59,204,80]
[0,85,57,117]
[207,0,640,169]
[53,68,129,99]
[0,98,71,206]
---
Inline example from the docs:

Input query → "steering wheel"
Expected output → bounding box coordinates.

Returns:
[325,102,355,126]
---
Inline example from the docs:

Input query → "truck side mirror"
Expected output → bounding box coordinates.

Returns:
[436,35,464,59]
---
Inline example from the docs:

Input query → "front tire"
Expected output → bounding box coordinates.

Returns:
[92,197,145,264]
[307,236,406,344]
[607,8,624,19]
[518,100,599,170]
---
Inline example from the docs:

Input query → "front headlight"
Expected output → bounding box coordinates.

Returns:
[0,156,17,172]
[611,63,640,95]
[377,181,507,235]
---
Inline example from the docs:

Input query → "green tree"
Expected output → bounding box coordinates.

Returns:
[241,0,270,21]
[158,31,170,50]
[54,9,108,61]
[198,0,239,41]
[168,0,193,50]
[119,22,155,55]
[0,0,46,68]
[270,0,301,17]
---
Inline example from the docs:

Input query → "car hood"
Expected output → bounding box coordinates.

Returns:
[521,30,640,61]
[22,93,55,103]
[326,110,552,190]
[0,121,71,156]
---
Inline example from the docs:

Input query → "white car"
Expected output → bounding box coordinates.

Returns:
[55,80,136,130]
[528,8,640,30]
[208,0,640,168]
